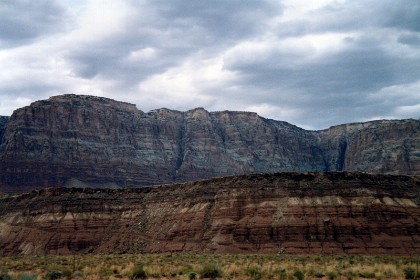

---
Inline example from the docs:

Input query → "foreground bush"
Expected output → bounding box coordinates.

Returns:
[131,263,147,279]
[200,264,221,279]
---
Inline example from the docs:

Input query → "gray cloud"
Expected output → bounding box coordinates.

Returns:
[0,0,419,129]
[0,0,69,48]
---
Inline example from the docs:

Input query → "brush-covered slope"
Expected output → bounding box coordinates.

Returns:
[0,172,418,256]
[0,94,419,192]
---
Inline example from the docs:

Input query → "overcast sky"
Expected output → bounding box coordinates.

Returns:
[0,0,419,129]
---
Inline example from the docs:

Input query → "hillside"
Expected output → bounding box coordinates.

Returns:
[0,172,418,255]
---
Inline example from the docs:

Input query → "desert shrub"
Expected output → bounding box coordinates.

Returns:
[404,267,416,279]
[131,263,147,279]
[344,271,357,280]
[0,274,12,280]
[314,271,324,278]
[46,270,63,280]
[200,264,221,279]
[244,266,263,280]
[188,271,197,280]
[293,270,304,280]
[19,275,37,280]
[278,268,287,280]
[358,271,375,278]
[326,271,339,280]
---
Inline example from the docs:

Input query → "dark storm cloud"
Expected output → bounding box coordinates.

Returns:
[147,0,282,40]
[219,0,420,128]
[226,44,420,95]
[0,0,419,129]
[0,0,69,48]
[306,0,420,33]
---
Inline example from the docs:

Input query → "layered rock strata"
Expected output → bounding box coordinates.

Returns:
[0,172,418,256]
[0,95,419,192]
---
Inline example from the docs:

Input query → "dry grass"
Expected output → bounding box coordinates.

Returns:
[0,253,418,279]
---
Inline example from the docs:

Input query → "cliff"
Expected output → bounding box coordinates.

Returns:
[0,116,8,142]
[317,119,420,174]
[0,172,418,256]
[0,94,419,192]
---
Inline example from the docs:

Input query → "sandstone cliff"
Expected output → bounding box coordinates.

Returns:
[0,94,419,192]
[317,119,420,174]
[0,172,418,255]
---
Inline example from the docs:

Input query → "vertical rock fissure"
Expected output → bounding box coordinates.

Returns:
[337,138,348,171]
[174,114,186,179]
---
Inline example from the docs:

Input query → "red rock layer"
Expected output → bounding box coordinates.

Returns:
[0,172,418,256]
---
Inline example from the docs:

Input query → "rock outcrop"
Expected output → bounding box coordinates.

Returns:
[0,172,418,256]
[0,94,419,192]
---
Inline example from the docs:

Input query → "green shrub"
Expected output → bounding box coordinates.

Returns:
[244,266,263,280]
[314,271,324,278]
[358,271,375,278]
[200,264,221,279]
[0,274,12,280]
[326,271,339,280]
[404,267,416,279]
[278,268,287,280]
[62,270,73,279]
[131,264,147,279]
[46,270,63,280]
[188,271,197,280]
[19,275,37,280]
[293,270,304,280]
[344,271,357,280]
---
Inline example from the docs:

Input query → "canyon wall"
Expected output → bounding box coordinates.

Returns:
[0,95,419,192]
[0,116,8,144]
[0,172,418,256]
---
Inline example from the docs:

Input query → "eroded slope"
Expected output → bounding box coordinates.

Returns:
[0,172,418,256]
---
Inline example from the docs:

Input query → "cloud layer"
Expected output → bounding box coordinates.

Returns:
[0,0,419,129]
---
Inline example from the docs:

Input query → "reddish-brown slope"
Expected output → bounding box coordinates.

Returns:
[0,172,418,256]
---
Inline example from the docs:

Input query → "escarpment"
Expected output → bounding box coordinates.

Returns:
[317,120,420,174]
[0,94,419,192]
[0,172,418,255]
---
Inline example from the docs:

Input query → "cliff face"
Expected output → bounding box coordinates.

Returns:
[0,172,418,256]
[317,120,420,174]
[0,94,419,192]
[0,116,9,144]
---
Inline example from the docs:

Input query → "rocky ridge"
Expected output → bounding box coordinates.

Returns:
[0,172,418,255]
[0,94,419,192]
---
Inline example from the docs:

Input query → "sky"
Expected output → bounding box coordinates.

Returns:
[0,0,419,129]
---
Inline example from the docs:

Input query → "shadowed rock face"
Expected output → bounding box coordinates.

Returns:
[0,172,418,256]
[0,116,9,144]
[0,94,419,192]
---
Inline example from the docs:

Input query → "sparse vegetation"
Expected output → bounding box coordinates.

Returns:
[403,267,417,279]
[199,263,221,278]
[0,253,418,279]
[131,263,147,279]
